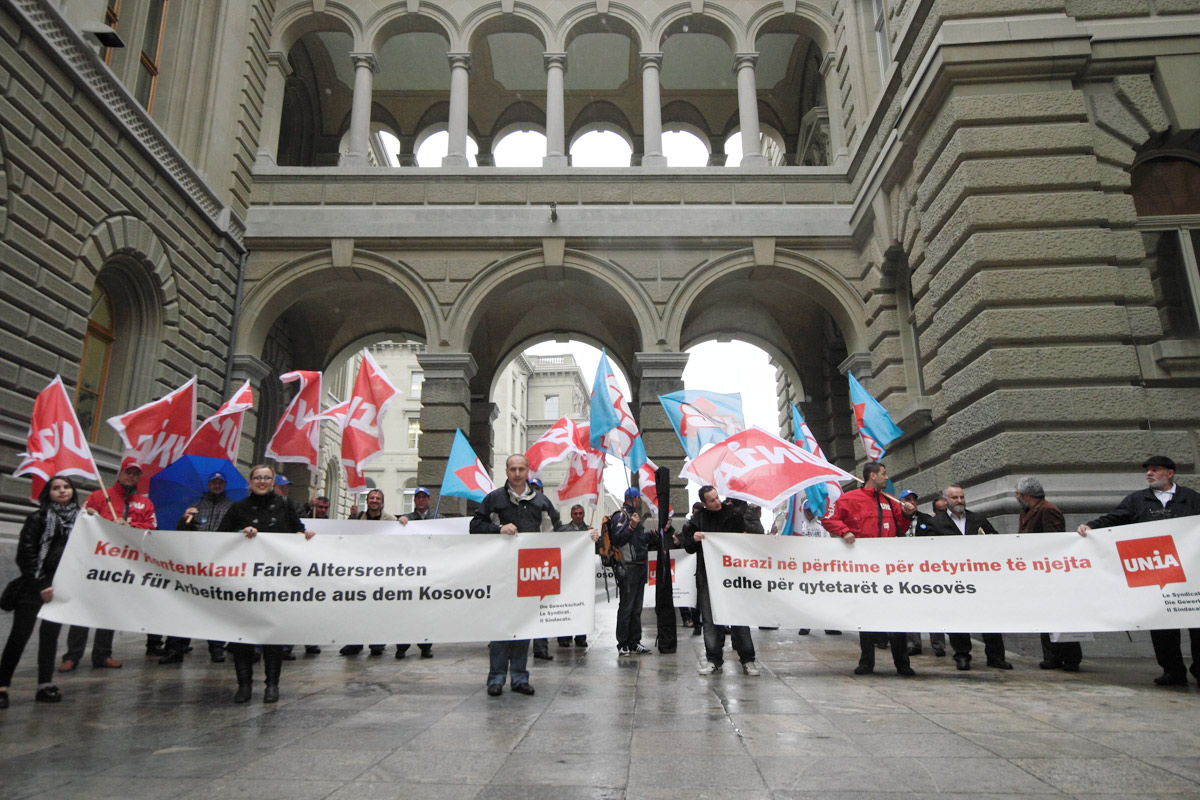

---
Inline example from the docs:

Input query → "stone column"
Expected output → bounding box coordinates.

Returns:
[415,353,477,514]
[256,51,291,166]
[634,352,690,520]
[342,53,378,166]
[734,53,768,167]
[443,53,473,167]
[396,134,418,167]
[543,53,568,167]
[470,400,499,477]
[639,53,666,167]
[230,354,273,468]
[820,51,847,166]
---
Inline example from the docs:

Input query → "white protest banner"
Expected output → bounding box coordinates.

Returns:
[42,515,594,645]
[303,518,469,536]
[594,551,697,608]
[700,517,1200,631]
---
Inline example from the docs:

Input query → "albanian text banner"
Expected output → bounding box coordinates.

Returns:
[701,517,1200,632]
[42,515,595,645]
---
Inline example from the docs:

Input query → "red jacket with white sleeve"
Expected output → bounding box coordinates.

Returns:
[85,484,157,530]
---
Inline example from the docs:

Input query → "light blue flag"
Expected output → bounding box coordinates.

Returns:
[792,403,833,518]
[847,373,903,461]
[439,430,495,502]
[589,350,647,471]
[658,390,744,460]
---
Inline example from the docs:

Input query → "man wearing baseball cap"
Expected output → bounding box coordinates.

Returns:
[1079,455,1200,686]
[610,487,655,656]
[61,458,157,671]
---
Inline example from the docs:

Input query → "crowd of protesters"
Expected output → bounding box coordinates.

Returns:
[2,452,1197,710]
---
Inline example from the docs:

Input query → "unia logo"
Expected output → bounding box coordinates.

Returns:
[517,548,561,598]
[648,557,675,587]
[1116,535,1186,589]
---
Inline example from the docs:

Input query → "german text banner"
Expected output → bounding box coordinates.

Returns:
[42,515,596,644]
[701,517,1200,631]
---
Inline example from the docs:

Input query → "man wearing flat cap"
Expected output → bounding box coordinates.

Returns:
[1079,455,1200,686]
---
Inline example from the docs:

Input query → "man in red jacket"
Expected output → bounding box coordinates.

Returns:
[60,458,157,671]
[824,461,917,676]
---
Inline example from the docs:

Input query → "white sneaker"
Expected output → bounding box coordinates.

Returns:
[630,643,652,655]
[697,662,722,675]
[742,661,761,676]
[617,647,632,657]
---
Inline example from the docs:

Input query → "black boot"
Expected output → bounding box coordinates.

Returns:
[263,649,282,704]
[232,648,254,703]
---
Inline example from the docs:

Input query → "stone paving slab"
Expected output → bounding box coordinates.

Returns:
[0,611,1198,799]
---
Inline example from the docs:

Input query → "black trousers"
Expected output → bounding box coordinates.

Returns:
[1039,633,1082,667]
[0,600,61,686]
[63,625,114,665]
[1150,628,1200,679]
[858,632,910,670]
[949,632,1005,663]
[615,562,648,650]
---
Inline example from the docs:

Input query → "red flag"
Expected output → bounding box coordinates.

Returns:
[15,376,101,501]
[338,351,400,490]
[555,423,605,506]
[525,416,586,479]
[637,458,660,516]
[182,381,253,462]
[107,378,196,493]
[265,371,323,471]
[679,426,856,509]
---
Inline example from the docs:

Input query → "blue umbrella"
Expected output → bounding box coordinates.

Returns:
[149,455,248,529]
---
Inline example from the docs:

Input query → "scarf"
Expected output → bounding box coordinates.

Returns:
[38,501,79,578]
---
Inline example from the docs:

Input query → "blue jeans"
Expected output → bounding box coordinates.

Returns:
[488,639,530,687]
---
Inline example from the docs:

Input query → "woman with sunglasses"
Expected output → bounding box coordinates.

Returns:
[219,464,312,704]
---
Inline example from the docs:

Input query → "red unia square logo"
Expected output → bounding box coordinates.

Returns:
[1116,535,1187,589]
[517,548,561,598]
[647,557,676,587]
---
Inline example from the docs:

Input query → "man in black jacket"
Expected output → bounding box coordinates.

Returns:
[470,454,561,697]
[902,489,945,658]
[610,487,656,656]
[929,485,1009,670]
[1079,455,1200,686]
[680,486,763,676]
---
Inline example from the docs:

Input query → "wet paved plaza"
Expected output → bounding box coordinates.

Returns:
[1,609,1198,799]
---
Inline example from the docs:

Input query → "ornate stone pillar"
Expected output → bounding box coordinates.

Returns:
[543,53,568,166]
[820,52,847,166]
[230,354,273,467]
[639,53,666,167]
[416,353,477,514]
[470,400,499,478]
[634,352,690,519]
[342,53,378,166]
[443,53,472,167]
[256,51,291,166]
[734,53,768,167]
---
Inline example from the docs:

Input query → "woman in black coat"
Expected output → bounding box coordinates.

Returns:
[0,475,80,708]
[218,464,311,704]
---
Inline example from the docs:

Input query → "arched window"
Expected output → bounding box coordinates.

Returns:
[75,284,115,441]
[1131,157,1200,337]
[569,129,632,167]
[415,129,479,166]
[493,130,547,167]
[76,259,165,449]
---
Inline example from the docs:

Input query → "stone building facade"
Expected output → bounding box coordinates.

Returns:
[2,0,1199,555]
